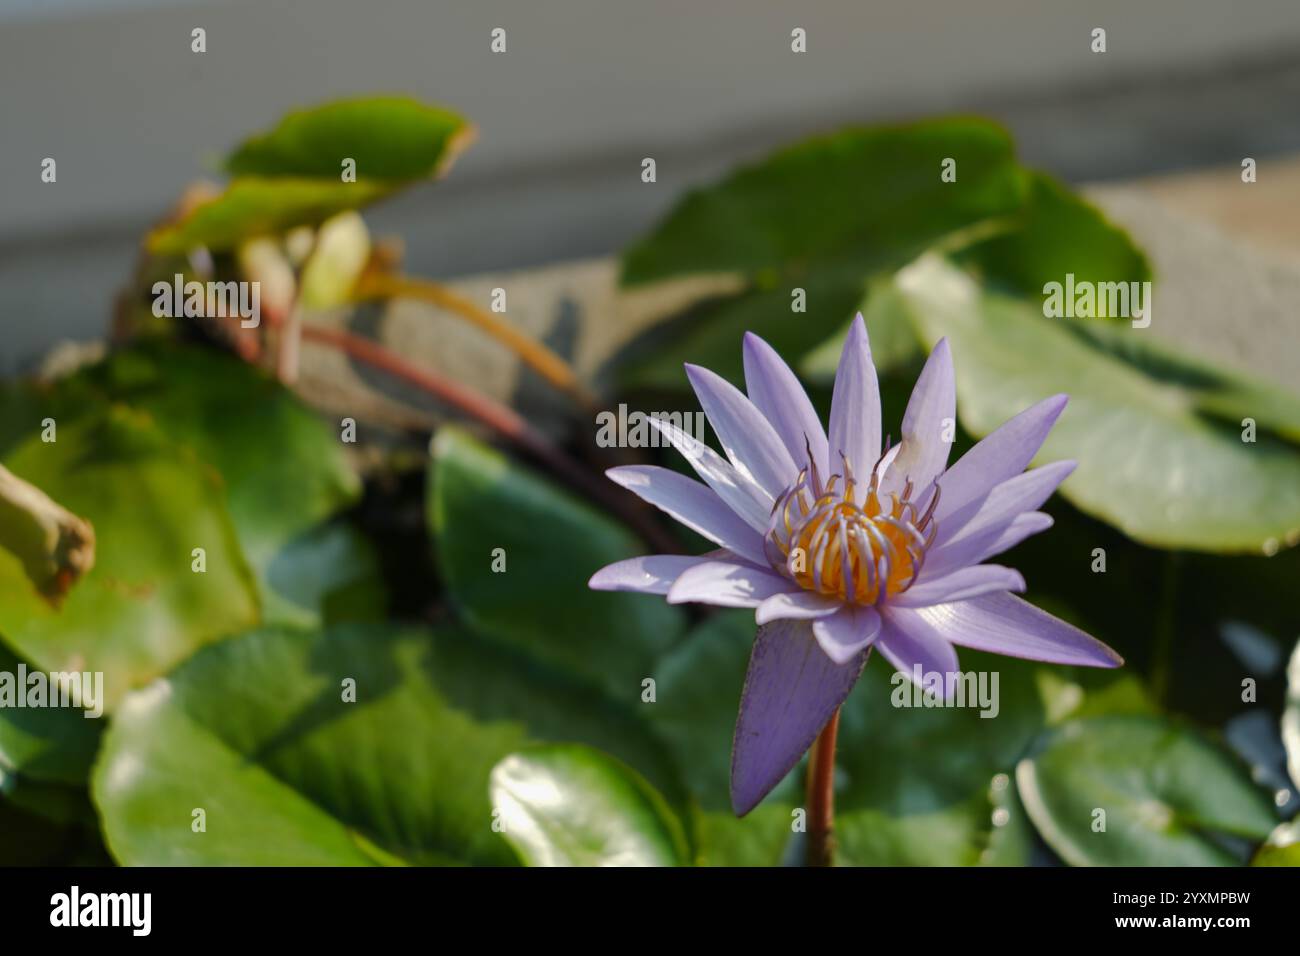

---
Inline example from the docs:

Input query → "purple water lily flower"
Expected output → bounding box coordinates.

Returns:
[590,314,1122,815]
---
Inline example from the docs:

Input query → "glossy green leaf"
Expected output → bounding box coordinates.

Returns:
[64,343,366,628]
[490,744,689,866]
[225,96,471,180]
[1017,716,1278,866]
[93,622,689,866]
[0,407,259,712]
[613,119,1026,389]
[428,427,685,696]
[895,254,1300,552]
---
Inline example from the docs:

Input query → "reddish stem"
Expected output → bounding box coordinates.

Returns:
[297,323,680,554]
[805,707,840,867]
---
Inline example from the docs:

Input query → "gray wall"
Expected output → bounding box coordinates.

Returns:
[4,0,1300,370]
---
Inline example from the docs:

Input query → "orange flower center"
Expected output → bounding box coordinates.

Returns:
[764,454,938,605]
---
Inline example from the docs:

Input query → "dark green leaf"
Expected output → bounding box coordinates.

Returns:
[428,427,686,696]
[622,118,1025,284]
[958,171,1151,297]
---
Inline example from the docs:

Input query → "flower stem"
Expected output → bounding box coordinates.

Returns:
[805,707,840,867]
[352,272,599,411]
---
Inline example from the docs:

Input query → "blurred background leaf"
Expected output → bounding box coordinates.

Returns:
[1017,715,1278,866]
[61,342,372,628]
[614,118,1027,389]
[149,96,471,254]
[895,255,1300,552]
[0,405,259,712]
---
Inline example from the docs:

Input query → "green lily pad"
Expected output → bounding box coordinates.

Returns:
[428,427,685,697]
[1017,716,1278,866]
[490,744,689,866]
[895,255,1300,553]
[0,406,259,712]
[93,622,689,866]
[614,119,1027,389]
[64,343,365,628]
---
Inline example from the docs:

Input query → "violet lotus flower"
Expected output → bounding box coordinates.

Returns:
[590,314,1122,815]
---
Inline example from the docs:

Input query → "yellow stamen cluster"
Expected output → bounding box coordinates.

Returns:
[764,452,938,606]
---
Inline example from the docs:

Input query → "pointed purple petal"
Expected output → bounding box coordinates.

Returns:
[644,416,771,529]
[913,591,1124,668]
[731,618,869,815]
[889,564,1025,608]
[607,465,768,565]
[876,608,961,698]
[812,604,882,665]
[935,394,1068,529]
[828,313,881,477]
[755,589,842,625]
[685,364,796,498]
[742,332,829,474]
[666,560,793,608]
[880,338,955,500]
[588,554,712,594]
[925,461,1074,578]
